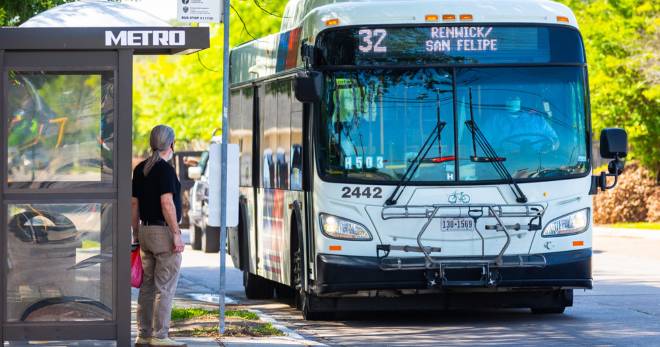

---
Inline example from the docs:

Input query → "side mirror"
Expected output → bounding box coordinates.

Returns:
[294,71,323,103]
[600,128,627,159]
[591,128,627,194]
[188,166,202,180]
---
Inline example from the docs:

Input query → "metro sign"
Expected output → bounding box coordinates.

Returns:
[105,30,186,47]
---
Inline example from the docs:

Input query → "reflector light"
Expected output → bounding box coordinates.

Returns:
[430,156,456,163]
[329,245,342,251]
[442,14,456,21]
[460,14,473,21]
[573,240,584,247]
[425,14,439,22]
[557,16,569,23]
[325,18,340,26]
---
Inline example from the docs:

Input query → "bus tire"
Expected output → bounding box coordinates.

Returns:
[531,289,571,314]
[237,204,250,271]
[191,224,202,250]
[300,291,333,321]
[243,271,274,299]
[275,283,295,300]
[202,226,220,253]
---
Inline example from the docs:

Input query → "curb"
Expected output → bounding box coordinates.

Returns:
[218,336,326,346]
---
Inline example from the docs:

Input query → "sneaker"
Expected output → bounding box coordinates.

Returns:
[134,336,151,347]
[149,337,187,347]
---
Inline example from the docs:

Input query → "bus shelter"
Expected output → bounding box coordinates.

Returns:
[0,2,209,345]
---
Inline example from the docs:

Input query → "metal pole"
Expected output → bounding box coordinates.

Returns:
[219,0,230,335]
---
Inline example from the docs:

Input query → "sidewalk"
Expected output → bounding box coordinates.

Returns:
[131,290,321,346]
[130,231,323,346]
[593,226,660,240]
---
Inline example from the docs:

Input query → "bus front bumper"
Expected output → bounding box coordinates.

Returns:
[315,249,592,294]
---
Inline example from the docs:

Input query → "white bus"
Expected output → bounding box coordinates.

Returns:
[227,0,628,319]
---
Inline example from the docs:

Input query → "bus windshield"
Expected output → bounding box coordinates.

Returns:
[317,66,589,183]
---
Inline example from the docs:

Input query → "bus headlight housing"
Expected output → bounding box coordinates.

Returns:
[319,214,372,241]
[542,209,589,237]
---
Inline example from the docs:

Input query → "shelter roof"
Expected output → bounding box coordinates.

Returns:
[20,0,170,28]
[0,1,208,55]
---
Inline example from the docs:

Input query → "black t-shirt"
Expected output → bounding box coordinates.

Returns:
[132,159,182,223]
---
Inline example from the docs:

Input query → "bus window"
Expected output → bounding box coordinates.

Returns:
[260,84,277,188]
[240,88,254,186]
[290,82,303,190]
[276,80,291,189]
[319,68,455,182]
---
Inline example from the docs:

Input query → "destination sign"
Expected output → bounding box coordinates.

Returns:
[316,26,584,66]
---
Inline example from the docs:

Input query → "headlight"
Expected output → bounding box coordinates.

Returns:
[542,209,589,237]
[319,213,372,241]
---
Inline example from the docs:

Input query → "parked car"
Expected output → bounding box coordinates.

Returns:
[172,151,205,229]
[187,150,220,253]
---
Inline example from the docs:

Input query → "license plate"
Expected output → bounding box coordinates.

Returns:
[440,218,475,232]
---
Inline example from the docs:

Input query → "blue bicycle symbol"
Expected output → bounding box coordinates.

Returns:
[448,191,471,204]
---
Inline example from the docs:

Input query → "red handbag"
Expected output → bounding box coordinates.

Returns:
[131,246,143,288]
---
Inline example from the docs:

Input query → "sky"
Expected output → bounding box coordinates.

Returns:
[122,0,178,22]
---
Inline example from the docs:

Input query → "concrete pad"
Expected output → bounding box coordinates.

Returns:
[176,337,220,346]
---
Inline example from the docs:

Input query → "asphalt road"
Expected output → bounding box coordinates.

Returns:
[178,229,660,346]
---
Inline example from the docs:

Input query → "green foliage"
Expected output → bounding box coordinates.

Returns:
[226,309,259,320]
[605,222,660,230]
[133,0,288,153]
[0,0,74,26]
[170,307,259,321]
[560,0,659,175]
[171,307,215,321]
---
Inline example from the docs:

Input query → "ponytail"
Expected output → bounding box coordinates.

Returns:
[142,150,161,176]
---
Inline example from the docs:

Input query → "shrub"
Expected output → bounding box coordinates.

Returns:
[593,162,658,224]
[646,188,660,222]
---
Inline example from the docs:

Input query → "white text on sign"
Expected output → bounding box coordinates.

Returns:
[426,27,497,52]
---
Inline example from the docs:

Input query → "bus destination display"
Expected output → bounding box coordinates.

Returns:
[316,26,584,65]
[358,27,499,54]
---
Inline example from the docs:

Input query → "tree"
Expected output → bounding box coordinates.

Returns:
[0,0,74,26]
[559,0,659,176]
[133,0,288,153]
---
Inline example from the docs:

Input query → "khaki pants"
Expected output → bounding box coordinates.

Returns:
[137,225,182,339]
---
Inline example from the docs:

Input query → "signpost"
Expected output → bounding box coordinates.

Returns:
[177,0,232,335]
[177,0,223,23]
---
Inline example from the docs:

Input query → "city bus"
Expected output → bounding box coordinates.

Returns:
[226,0,628,319]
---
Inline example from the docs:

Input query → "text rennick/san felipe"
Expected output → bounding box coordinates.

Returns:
[425,26,498,52]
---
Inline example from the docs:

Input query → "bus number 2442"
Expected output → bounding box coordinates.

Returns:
[341,186,383,199]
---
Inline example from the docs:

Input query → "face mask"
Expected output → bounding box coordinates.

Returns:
[506,98,521,113]
[165,151,174,161]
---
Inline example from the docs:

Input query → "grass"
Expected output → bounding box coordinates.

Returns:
[602,222,660,230]
[81,239,101,249]
[169,307,282,338]
[171,307,259,321]
[226,310,259,320]
[225,323,284,337]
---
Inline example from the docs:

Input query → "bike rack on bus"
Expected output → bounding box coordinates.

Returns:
[376,203,547,287]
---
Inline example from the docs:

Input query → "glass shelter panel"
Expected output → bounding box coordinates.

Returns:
[6,203,113,322]
[6,71,114,189]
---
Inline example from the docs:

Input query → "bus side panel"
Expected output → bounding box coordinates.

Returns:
[228,187,257,273]
[255,188,305,285]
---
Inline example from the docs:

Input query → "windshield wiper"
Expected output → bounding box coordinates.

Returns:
[465,88,528,203]
[385,121,446,206]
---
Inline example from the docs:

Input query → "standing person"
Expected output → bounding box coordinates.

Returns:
[131,125,186,347]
